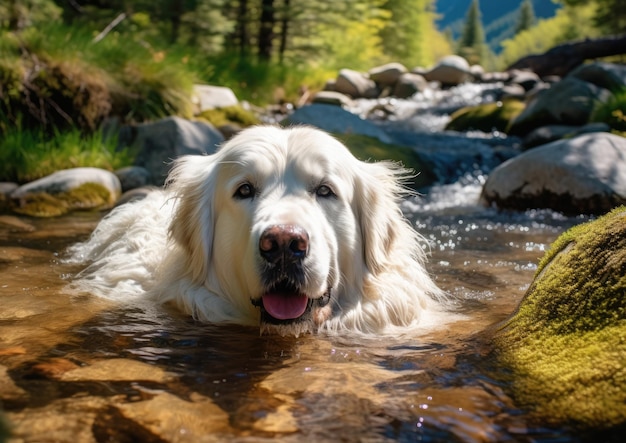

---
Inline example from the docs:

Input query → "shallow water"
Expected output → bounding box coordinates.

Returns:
[0,184,592,442]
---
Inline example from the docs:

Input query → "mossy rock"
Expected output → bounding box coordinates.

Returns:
[12,183,115,217]
[493,206,626,430]
[445,99,525,133]
[196,105,260,128]
[334,133,437,189]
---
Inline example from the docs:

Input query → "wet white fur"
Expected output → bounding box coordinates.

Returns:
[67,126,447,335]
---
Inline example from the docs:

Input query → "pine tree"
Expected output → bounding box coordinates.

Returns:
[457,0,487,65]
[515,0,536,34]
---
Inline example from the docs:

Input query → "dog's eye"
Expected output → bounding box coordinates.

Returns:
[234,183,255,199]
[315,184,335,198]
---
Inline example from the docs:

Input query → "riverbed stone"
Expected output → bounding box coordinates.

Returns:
[118,392,231,439]
[1,365,28,402]
[0,182,18,201]
[444,99,525,133]
[508,69,541,92]
[393,72,428,98]
[60,358,176,383]
[114,166,152,192]
[335,69,379,98]
[508,77,612,135]
[522,122,611,149]
[368,62,408,87]
[119,116,224,186]
[9,168,122,217]
[422,55,471,86]
[6,396,112,443]
[493,206,626,430]
[569,61,626,92]
[191,84,238,114]
[481,132,626,215]
[311,90,354,107]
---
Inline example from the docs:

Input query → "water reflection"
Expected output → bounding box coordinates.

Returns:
[0,189,592,441]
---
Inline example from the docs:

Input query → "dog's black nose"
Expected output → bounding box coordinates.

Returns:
[259,224,309,263]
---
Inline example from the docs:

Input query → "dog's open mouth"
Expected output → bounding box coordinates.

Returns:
[251,280,331,326]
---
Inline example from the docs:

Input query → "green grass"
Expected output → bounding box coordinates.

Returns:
[0,23,196,131]
[0,126,134,183]
[591,87,626,134]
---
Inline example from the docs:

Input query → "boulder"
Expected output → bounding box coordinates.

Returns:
[282,104,392,143]
[508,77,611,135]
[119,116,224,186]
[422,55,471,86]
[9,168,122,217]
[368,62,408,87]
[481,133,626,215]
[522,122,611,150]
[114,166,152,192]
[507,69,541,92]
[569,61,626,92]
[445,100,525,133]
[334,69,379,98]
[192,85,238,114]
[493,206,626,430]
[393,72,428,99]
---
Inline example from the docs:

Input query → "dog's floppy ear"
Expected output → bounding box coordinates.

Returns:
[355,161,418,275]
[166,155,219,284]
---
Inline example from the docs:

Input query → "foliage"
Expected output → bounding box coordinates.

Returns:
[498,3,598,69]
[0,0,61,30]
[0,23,195,132]
[591,87,626,134]
[559,0,626,35]
[379,0,452,68]
[0,125,134,183]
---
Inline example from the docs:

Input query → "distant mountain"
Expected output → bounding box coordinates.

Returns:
[435,0,561,53]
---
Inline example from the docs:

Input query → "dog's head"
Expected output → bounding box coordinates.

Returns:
[166,125,419,335]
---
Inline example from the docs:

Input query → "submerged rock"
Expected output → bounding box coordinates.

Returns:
[493,206,626,430]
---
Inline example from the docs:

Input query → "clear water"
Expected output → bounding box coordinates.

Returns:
[0,182,593,442]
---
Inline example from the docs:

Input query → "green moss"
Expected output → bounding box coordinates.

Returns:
[445,100,525,133]
[333,133,437,189]
[494,206,626,429]
[196,105,261,128]
[11,183,116,217]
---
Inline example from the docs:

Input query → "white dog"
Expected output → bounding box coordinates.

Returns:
[68,125,446,336]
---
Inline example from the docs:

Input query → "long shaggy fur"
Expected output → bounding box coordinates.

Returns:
[67,125,448,335]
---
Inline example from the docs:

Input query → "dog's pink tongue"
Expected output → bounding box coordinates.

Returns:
[262,293,308,320]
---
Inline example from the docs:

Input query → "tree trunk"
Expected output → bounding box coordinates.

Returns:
[235,0,250,55]
[278,0,291,64]
[258,0,275,60]
[507,34,626,78]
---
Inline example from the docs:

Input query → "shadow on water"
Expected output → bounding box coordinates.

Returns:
[0,203,604,442]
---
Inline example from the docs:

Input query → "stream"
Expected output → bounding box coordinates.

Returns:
[0,177,590,442]
[0,82,600,442]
